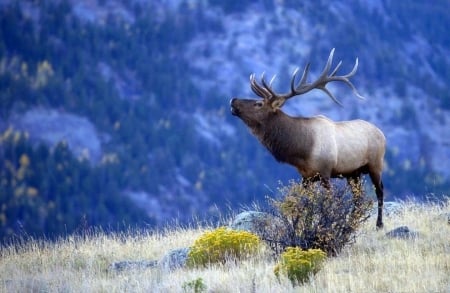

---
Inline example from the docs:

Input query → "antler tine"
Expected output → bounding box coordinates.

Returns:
[344,57,358,78]
[279,65,309,101]
[327,57,366,100]
[250,73,270,99]
[250,74,261,96]
[289,67,300,94]
[320,47,335,79]
[298,63,310,86]
[269,74,277,87]
[329,60,343,77]
[295,63,311,92]
[318,85,344,107]
[260,73,278,100]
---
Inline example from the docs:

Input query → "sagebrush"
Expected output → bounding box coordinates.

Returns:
[258,179,373,256]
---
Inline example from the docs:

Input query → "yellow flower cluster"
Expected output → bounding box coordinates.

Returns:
[274,247,326,285]
[187,227,260,267]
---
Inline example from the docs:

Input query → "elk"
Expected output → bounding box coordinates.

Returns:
[230,49,386,228]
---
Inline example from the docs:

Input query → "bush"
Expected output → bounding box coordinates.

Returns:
[274,247,326,285]
[186,227,261,267]
[258,179,373,256]
[182,277,207,293]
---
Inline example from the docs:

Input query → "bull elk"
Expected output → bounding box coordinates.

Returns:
[230,49,386,228]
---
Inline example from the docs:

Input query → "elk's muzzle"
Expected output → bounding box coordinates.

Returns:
[230,98,239,116]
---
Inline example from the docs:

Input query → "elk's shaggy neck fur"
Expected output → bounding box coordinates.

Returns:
[253,111,314,165]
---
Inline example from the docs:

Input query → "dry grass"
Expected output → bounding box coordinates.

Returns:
[1,200,449,293]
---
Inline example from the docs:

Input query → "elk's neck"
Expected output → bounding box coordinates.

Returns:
[252,112,313,163]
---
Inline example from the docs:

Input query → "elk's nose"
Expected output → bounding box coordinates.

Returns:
[230,98,239,116]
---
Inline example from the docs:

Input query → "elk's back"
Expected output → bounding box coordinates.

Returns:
[333,119,385,174]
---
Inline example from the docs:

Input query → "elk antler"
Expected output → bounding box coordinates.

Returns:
[250,48,365,107]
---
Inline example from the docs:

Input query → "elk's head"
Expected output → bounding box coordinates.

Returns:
[230,48,365,127]
[230,93,284,129]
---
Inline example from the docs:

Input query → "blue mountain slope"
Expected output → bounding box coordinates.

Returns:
[0,0,448,240]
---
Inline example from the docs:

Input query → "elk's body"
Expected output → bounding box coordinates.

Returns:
[231,49,386,228]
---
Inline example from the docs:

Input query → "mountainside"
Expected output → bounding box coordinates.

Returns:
[0,0,449,241]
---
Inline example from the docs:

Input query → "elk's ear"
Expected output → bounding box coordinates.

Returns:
[271,98,285,110]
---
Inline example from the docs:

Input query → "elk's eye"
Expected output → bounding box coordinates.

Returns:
[254,101,264,108]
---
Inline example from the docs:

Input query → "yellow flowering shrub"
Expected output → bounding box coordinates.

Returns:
[187,227,261,267]
[274,247,326,285]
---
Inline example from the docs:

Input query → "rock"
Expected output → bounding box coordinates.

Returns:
[109,260,157,272]
[109,247,191,273]
[229,210,287,245]
[229,211,272,233]
[158,247,191,271]
[383,201,404,215]
[385,226,419,239]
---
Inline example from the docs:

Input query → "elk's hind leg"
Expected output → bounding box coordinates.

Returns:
[369,171,384,229]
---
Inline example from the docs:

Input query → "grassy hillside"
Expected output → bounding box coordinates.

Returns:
[1,200,449,292]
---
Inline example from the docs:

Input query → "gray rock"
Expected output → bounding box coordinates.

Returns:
[158,247,191,271]
[385,226,419,239]
[383,201,404,216]
[109,247,191,273]
[229,210,287,245]
[109,260,157,272]
[229,211,272,233]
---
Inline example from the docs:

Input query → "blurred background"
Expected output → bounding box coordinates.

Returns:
[0,0,449,242]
